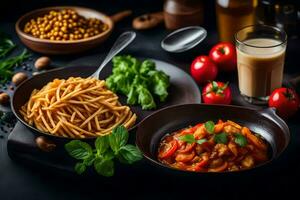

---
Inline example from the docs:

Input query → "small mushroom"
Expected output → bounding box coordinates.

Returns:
[34,56,51,70]
[0,92,10,105]
[12,72,28,86]
[35,136,56,152]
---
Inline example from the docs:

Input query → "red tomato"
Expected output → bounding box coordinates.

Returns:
[202,81,232,104]
[190,56,218,85]
[209,42,237,71]
[175,151,195,163]
[268,88,300,119]
[158,140,178,159]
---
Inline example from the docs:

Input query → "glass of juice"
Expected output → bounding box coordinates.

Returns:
[235,25,287,104]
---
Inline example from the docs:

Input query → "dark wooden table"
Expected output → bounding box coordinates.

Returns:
[1,1,300,199]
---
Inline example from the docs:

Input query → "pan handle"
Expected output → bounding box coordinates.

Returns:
[260,107,290,134]
[110,10,132,23]
[35,136,56,152]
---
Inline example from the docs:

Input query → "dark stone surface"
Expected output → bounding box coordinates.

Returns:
[0,0,300,199]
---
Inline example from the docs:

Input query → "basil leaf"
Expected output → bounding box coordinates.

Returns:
[118,144,143,164]
[179,134,196,144]
[94,157,114,177]
[65,140,92,160]
[95,135,109,155]
[83,154,95,166]
[196,138,207,145]
[214,132,228,144]
[205,121,215,134]
[108,125,128,153]
[74,162,86,175]
[103,149,114,161]
[234,133,248,147]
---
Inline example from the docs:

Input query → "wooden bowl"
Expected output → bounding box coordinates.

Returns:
[16,6,123,55]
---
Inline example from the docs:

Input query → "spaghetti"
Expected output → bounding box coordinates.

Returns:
[20,77,137,138]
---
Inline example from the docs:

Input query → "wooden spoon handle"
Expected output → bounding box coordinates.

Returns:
[132,12,164,30]
[110,10,132,23]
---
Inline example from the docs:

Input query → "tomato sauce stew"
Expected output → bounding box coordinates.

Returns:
[157,120,269,172]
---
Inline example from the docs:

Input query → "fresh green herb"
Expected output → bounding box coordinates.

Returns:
[179,134,207,145]
[179,134,195,143]
[65,140,93,159]
[0,31,16,58]
[118,144,143,164]
[234,133,248,147]
[0,49,31,83]
[214,132,228,144]
[106,55,170,110]
[64,125,142,176]
[75,163,86,175]
[204,121,215,134]
[94,157,114,177]
[196,138,207,145]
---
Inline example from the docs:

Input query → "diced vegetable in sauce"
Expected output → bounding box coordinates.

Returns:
[157,120,269,172]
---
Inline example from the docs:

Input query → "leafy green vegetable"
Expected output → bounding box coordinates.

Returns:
[179,134,196,143]
[140,60,155,75]
[136,85,156,110]
[196,138,207,145]
[95,135,109,155]
[108,125,128,153]
[65,125,142,177]
[234,133,248,147]
[149,70,170,102]
[179,134,207,145]
[75,163,86,175]
[119,144,143,164]
[0,49,31,83]
[94,157,114,177]
[205,121,215,134]
[65,140,93,159]
[214,132,228,144]
[0,31,16,58]
[106,55,170,110]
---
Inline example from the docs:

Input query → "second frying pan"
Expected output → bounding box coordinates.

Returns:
[136,104,290,174]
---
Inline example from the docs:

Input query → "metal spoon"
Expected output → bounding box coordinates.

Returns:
[161,26,207,53]
[90,31,136,79]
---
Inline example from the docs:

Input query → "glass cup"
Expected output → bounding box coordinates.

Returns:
[235,25,287,104]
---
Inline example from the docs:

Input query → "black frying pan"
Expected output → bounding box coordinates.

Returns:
[135,104,290,174]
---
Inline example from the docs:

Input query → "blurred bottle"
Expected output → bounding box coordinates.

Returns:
[164,0,204,30]
[216,0,258,42]
[257,0,300,39]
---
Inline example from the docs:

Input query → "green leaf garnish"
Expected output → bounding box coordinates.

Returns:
[74,162,86,175]
[94,158,114,177]
[234,133,248,147]
[108,125,128,153]
[179,134,207,145]
[118,144,143,164]
[214,132,228,144]
[65,125,143,177]
[64,140,93,160]
[205,121,215,134]
[95,135,109,155]
[179,134,196,143]
[196,138,207,145]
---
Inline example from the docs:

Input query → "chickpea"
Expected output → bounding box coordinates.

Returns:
[24,9,106,41]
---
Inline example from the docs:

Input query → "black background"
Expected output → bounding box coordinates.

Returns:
[1,0,300,200]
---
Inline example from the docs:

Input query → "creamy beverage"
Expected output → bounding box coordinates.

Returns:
[236,38,286,98]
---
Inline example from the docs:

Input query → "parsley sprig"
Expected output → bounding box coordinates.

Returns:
[65,126,143,177]
[0,49,31,83]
